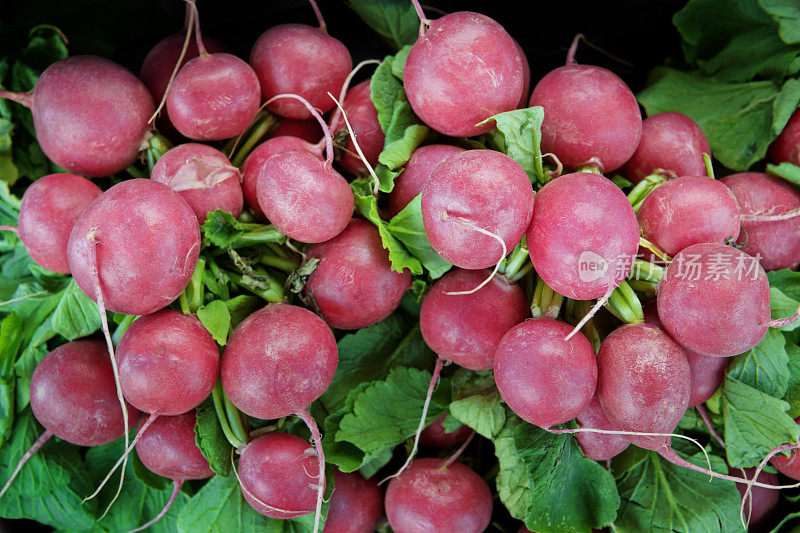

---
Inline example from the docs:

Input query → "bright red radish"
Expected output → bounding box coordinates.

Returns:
[404,10,525,137]
[385,458,492,533]
[768,108,800,165]
[67,179,201,316]
[526,172,639,300]
[420,268,528,370]
[421,150,533,270]
[305,218,411,330]
[770,418,800,480]
[268,118,324,143]
[720,172,800,271]
[329,80,384,175]
[621,112,711,183]
[574,397,630,461]
[494,318,597,428]
[737,467,779,525]
[0,56,153,177]
[151,143,243,223]
[637,176,740,256]
[325,469,383,533]
[530,63,641,173]
[419,415,473,449]
[238,432,317,518]
[12,173,101,274]
[387,144,464,218]
[116,310,219,416]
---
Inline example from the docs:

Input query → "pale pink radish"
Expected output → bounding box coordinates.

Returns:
[770,417,800,480]
[387,144,464,218]
[419,415,473,449]
[574,397,630,461]
[325,469,383,533]
[328,80,384,175]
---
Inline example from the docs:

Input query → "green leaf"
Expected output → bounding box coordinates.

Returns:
[197,300,231,346]
[378,98,429,172]
[195,396,232,477]
[477,106,545,184]
[612,447,742,532]
[448,370,506,439]
[371,57,403,134]
[761,0,800,44]
[727,328,789,397]
[346,0,419,51]
[224,295,261,329]
[203,210,245,248]
[387,195,452,279]
[783,339,800,417]
[768,267,800,300]
[51,278,101,341]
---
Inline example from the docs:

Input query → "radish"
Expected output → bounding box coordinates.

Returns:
[526,172,639,300]
[328,80,384,175]
[304,218,411,330]
[325,469,383,533]
[151,143,243,223]
[0,56,154,177]
[0,173,101,274]
[720,172,800,271]
[419,414,473,449]
[385,458,492,533]
[421,149,534,270]
[131,411,213,533]
[494,318,597,428]
[0,340,140,498]
[637,176,741,256]
[529,42,641,173]
[67,178,201,316]
[768,108,800,165]
[573,397,630,461]
[656,243,795,358]
[770,417,800,480]
[419,268,528,371]
[621,112,711,183]
[736,468,779,525]
[404,6,525,137]
[513,37,531,108]
[268,118,324,143]
[387,144,464,218]
[237,432,317,518]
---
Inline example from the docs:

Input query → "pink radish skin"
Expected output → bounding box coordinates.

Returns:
[637,176,741,256]
[621,112,711,183]
[305,218,411,330]
[421,150,534,270]
[657,243,772,358]
[151,143,243,223]
[513,37,531,108]
[404,12,524,137]
[325,469,383,533]
[596,323,691,450]
[269,118,324,143]
[770,417,800,480]
[737,467,779,525]
[221,304,338,420]
[238,433,317,519]
[67,179,200,316]
[530,64,641,173]
[241,136,322,221]
[419,414,473,449]
[16,173,101,274]
[768,109,800,165]
[720,172,800,271]
[574,397,630,461]
[526,172,639,300]
[116,310,219,416]
[385,458,492,533]
[31,340,141,446]
[329,80,384,175]
[0,56,154,177]
[419,268,529,371]
[494,318,597,428]
[135,411,214,480]
[250,24,351,119]
[387,144,464,218]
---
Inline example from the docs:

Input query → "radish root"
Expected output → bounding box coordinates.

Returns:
[564,285,614,341]
[0,430,52,500]
[440,214,508,296]
[327,91,380,195]
[0,90,33,109]
[297,408,326,533]
[308,0,327,33]
[739,441,800,528]
[264,94,335,168]
[128,479,182,533]
[695,405,725,448]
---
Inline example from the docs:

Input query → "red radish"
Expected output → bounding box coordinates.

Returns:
[621,112,711,183]
[770,418,800,480]
[250,25,351,119]
[596,323,690,450]
[241,136,322,221]
[305,218,411,330]
[530,60,641,173]
[404,9,525,137]
[385,458,492,533]
[526,172,639,300]
[131,411,214,533]
[720,172,800,271]
[637,176,740,256]
[0,340,141,498]
[67,179,201,316]
[387,144,464,218]
[421,150,533,270]
[768,108,800,165]
[328,80,384,175]
[419,414,473,449]
[494,318,597,428]
[10,173,101,274]
[325,469,383,533]
[574,397,630,461]
[513,37,531,108]
[268,118,324,143]
[419,268,528,370]
[151,143,243,223]
[0,56,154,177]
[237,433,318,518]
[736,467,779,525]
[116,310,219,416]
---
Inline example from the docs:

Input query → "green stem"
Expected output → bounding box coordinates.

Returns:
[545,292,564,318]
[211,383,244,449]
[223,391,249,445]
[604,281,644,324]
[232,226,286,247]
[627,174,667,211]
[146,134,173,173]
[180,257,206,314]
[266,242,290,259]
[178,292,190,314]
[628,258,665,283]
[509,262,533,283]
[499,239,529,280]
[639,237,671,263]
[531,277,546,317]
[112,314,136,345]
[231,113,278,167]
[259,253,299,273]
[702,153,714,179]
[627,280,657,293]
[226,269,285,302]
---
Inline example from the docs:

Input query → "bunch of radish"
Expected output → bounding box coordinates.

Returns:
[2,0,800,532]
